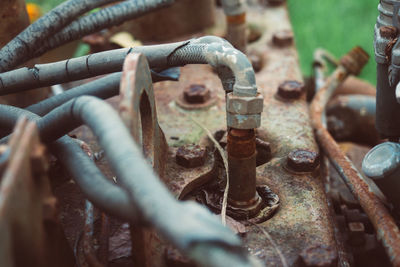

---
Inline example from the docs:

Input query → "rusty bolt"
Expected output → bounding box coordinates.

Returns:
[272,30,293,47]
[348,222,366,247]
[176,144,206,168]
[277,80,305,100]
[299,245,338,267]
[340,46,369,76]
[380,26,397,39]
[226,92,264,115]
[287,149,319,172]
[183,84,211,104]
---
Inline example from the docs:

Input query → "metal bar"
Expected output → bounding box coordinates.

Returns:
[310,47,400,266]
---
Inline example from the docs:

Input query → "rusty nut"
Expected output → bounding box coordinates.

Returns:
[287,149,320,172]
[226,92,264,115]
[176,144,206,168]
[277,80,305,100]
[183,84,211,104]
[272,30,294,47]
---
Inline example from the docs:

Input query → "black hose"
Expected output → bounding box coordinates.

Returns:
[26,73,122,116]
[0,96,250,266]
[0,36,256,97]
[33,0,175,61]
[25,67,180,116]
[0,104,136,222]
[0,0,121,72]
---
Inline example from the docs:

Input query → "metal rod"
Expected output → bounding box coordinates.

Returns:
[310,47,400,266]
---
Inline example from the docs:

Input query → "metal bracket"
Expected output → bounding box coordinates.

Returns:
[119,53,168,178]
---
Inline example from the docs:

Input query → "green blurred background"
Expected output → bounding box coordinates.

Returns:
[287,0,378,85]
[28,0,379,85]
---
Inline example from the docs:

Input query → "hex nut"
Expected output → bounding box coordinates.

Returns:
[176,144,206,168]
[226,92,264,115]
[227,113,261,129]
[277,80,305,100]
[287,149,320,172]
[183,84,211,104]
[272,30,294,47]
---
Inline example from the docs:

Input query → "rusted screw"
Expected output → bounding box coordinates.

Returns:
[183,84,211,104]
[299,245,338,267]
[287,149,319,172]
[277,80,305,100]
[339,46,369,76]
[176,144,206,168]
[272,30,293,47]
[380,26,397,39]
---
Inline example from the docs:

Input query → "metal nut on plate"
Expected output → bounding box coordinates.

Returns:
[226,92,264,115]
[176,144,207,168]
[227,113,261,129]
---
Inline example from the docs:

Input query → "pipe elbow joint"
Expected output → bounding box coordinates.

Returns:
[203,40,262,129]
[167,36,263,129]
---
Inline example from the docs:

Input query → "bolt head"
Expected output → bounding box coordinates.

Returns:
[176,144,206,168]
[379,26,397,39]
[183,84,211,104]
[299,245,338,267]
[277,80,305,100]
[272,30,293,47]
[287,149,319,172]
[226,92,264,115]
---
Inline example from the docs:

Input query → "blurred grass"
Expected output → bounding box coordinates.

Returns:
[287,0,378,85]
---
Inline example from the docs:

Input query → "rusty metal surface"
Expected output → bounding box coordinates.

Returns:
[310,49,400,266]
[0,117,74,267]
[150,3,338,266]
[14,2,390,267]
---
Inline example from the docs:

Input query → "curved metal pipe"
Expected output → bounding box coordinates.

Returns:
[0,36,257,98]
[326,94,378,145]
